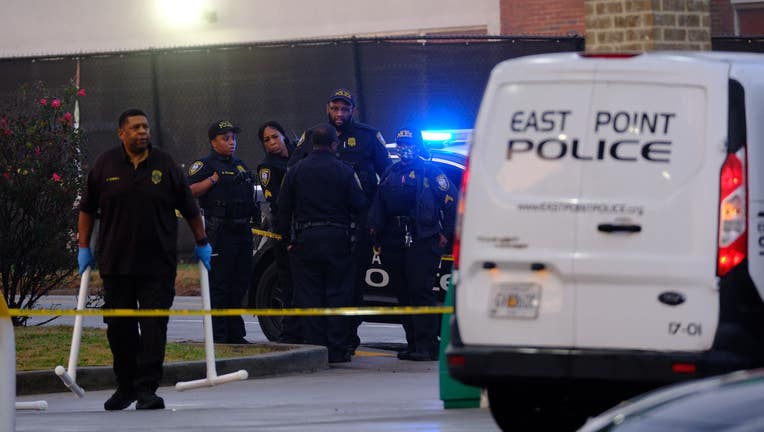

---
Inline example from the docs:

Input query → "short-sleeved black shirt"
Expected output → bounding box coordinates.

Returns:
[186,151,255,220]
[289,121,391,201]
[276,150,366,241]
[79,144,200,276]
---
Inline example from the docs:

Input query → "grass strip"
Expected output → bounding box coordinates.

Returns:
[15,325,282,371]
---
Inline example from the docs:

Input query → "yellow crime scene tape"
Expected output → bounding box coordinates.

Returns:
[6,306,453,318]
[250,229,454,262]
[6,229,454,319]
[251,228,282,240]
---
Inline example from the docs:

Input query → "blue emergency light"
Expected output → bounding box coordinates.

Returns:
[421,130,454,142]
[419,129,472,149]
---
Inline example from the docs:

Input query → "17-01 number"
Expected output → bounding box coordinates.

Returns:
[668,321,702,336]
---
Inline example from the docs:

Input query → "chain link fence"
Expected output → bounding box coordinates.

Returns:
[5,34,763,255]
[0,36,584,172]
[4,35,763,171]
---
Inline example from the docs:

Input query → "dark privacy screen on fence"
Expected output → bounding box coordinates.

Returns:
[0,36,584,170]
[3,35,764,169]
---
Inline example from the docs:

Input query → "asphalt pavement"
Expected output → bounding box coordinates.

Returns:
[12,295,498,431]
[15,347,498,432]
[28,296,410,345]
[18,296,409,396]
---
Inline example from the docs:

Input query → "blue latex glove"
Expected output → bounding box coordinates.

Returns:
[78,247,94,274]
[195,244,212,271]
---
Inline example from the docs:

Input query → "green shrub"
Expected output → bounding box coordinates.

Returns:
[0,82,87,325]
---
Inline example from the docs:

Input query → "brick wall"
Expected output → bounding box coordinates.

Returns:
[738,7,764,34]
[710,0,735,35]
[585,0,711,52]
[500,0,586,35]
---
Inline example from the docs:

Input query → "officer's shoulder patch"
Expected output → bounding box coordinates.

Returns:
[435,174,449,191]
[297,132,306,147]
[259,167,271,186]
[189,161,203,176]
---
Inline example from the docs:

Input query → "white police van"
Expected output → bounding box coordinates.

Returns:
[446,52,764,430]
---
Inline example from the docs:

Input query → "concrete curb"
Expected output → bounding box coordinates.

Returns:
[17,344,328,396]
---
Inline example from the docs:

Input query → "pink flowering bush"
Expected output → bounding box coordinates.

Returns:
[0,81,87,325]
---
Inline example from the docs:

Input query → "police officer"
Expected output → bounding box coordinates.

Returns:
[188,120,255,344]
[277,123,366,363]
[289,88,391,353]
[256,120,301,343]
[257,120,294,227]
[368,128,457,361]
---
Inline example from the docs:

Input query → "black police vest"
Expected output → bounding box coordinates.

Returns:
[198,155,255,220]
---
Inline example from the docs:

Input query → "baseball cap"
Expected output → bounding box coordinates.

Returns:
[395,127,422,147]
[328,88,354,106]
[208,120,241,140]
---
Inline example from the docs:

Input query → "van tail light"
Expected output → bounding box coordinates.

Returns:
[447,354,466,367]
[717,149,747,277]
[671,362,697,374]
[452,156,470,270]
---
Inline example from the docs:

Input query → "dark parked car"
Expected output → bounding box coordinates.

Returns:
[578,368,764,432]
[247,130,470,341]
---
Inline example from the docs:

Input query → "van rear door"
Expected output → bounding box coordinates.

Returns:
[457,55,593,347]
[573,58,728,351]
[457,54,730,352]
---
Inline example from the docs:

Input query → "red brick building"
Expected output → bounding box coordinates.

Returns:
[498,0,763,37]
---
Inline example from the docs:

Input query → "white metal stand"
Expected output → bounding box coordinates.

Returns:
[54,267,89,398]
[175,262,248,391]
[15,401,48,410]
[1,294,16,427]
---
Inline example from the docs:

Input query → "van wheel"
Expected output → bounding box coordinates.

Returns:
[255,263,285,341]
[487,385,586,431]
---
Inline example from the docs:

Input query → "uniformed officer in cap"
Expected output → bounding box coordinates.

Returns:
[368,127,457,361]
[188,120,255,344]
[289,88,392,353]
[277,123,366,363]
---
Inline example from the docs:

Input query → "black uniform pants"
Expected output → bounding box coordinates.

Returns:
[289,226,353,359]
[102,274,175,394]
[208,221,253,343]
[381,233,442,356]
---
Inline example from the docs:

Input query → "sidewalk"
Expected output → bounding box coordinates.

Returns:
[17,344,327,396]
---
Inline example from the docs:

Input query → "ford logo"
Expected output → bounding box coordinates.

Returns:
[658,291,685,306]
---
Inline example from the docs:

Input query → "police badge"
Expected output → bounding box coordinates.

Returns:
[189,161,203,176]
[151,170,163,185]
[259,168,271,186]
[436,174,449,191]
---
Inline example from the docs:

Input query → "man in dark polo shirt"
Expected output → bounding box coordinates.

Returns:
[77,108,211,411]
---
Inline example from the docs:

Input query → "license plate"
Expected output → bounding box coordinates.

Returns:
[489,283,541,319]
